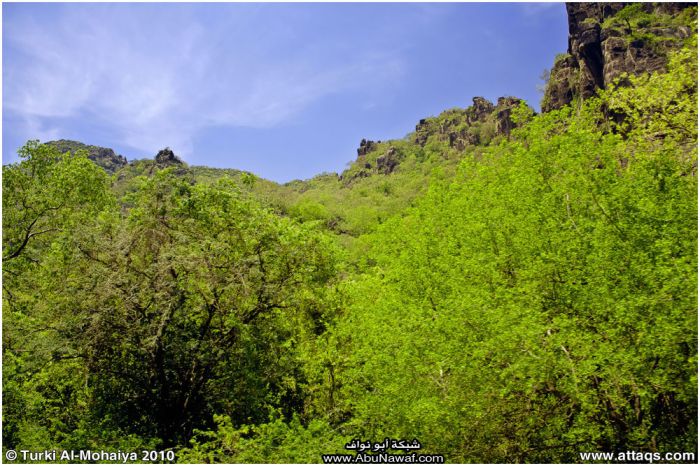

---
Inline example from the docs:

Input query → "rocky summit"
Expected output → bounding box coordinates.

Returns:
[154,147,184,166]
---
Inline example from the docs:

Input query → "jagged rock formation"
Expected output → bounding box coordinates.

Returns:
[376,147,400,175]
[342,144,405,182]
[45,139,128,174]
[357,139,380,157]
[154,147,184,167]
[543,2,696,112]
[495,97,523,137]
[413,96,527,150]
[148,147,188,177]
[344,96,530,182]
[44,140,192,183]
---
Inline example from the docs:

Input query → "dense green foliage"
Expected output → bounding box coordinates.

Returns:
[3,151,338,456]
[323,43,698,462]
[3,31,697,465]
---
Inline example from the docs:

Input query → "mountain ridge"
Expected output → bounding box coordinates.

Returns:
[40,2,697,238]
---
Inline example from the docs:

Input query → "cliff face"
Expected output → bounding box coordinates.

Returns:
[543,2,696,112]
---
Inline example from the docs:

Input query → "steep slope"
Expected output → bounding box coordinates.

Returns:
[325,38,698,462]
[276,96,532,240]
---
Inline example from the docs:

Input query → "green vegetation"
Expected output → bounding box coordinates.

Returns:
[602,4,697,51]
[3,28,697,466]
[554,52,571,64]
[325,42,697,462]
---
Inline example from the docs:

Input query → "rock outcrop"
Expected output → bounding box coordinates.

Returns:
[342,144,404,182]
[154,147,184,167]
[344,96,530,182]
[148,147,189,177]
[357,139,380,157]
[376,147,400,175]
[414,96,528,150]
[495,97,524,138]
[45,139,128,174]
[542,2,695,112]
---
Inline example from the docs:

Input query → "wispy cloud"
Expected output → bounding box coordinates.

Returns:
[4,4,405,159]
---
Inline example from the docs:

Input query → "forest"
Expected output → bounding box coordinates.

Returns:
[2,4,698,464]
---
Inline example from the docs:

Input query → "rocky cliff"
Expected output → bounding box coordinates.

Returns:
[412,96,526,151]
[45,139,128,174]
[344,96,531,182]
[542,2,696,112]
[45,140,192,182]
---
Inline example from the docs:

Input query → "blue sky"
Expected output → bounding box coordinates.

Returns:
[3,2,568,182]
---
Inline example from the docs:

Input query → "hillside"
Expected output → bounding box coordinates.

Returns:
[45,139,128,174]
[44,94,530,241]
[43,4,698,242]
[3,3,698,464]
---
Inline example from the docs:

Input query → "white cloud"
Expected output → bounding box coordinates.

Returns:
[4,4,405,159]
